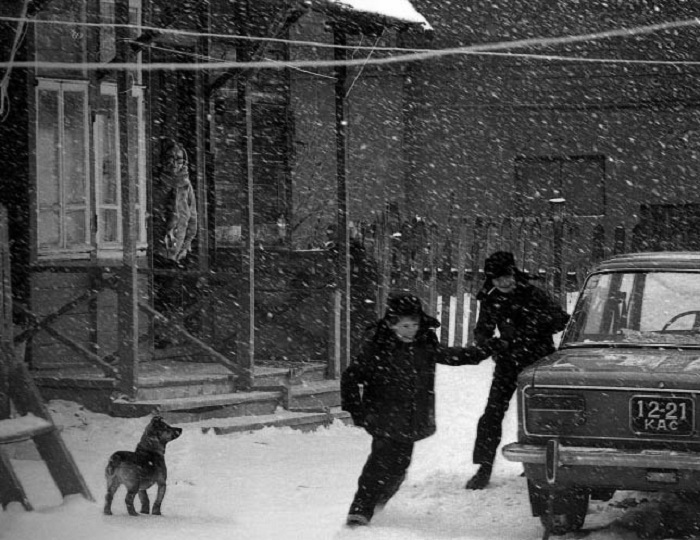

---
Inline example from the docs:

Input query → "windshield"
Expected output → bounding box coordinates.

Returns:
[563,270,700,347]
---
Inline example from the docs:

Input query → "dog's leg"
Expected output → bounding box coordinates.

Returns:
[104,478,119,515]
[125,489,139,516]
[151,483,166,515]
[138,490,150,514]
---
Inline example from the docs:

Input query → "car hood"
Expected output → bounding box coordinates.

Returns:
[527,347,700,389]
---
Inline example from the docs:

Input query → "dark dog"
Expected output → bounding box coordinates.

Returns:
[103,416,182,516]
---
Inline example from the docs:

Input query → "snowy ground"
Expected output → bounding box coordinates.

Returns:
[0,360,678,540]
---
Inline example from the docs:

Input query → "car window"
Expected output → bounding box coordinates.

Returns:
[564,271,700,347]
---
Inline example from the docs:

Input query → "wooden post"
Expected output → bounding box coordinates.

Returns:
[327,288,342,379]
[613,225,626,255]
[454,217,469,346]
[466,217,484,345]
[238,88,255,389]
[115,0,139,398]
[334,27,351,372]
[234,4,254,389]
[427,223,439,317]
[376,208,392,318]
[0,205,10,418]
[195,5,210,270]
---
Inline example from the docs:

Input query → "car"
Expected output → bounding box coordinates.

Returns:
[502,252,700,536]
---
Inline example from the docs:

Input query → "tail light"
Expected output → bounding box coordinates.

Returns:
[525,392,586,435]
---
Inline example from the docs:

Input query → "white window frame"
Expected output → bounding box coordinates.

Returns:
[94,83,122,250]
[35,78,91,259]
[93,82,147,259]
[131,84,147,248]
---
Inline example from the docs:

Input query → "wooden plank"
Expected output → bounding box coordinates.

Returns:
[376,209,391,317]
[139,301,246,382]
[0,448,32,510]
[427,223,439,318]
[466,218,484,345]
[0,206,10,418]
[453,217,469,346]
[42,325,118,378]
[0,415,53,444]
[0,206,11,345]
[327,289,341,380]
[115,0,139,399]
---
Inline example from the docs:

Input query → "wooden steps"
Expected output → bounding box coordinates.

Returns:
[199,406,352,435]
[111,389,282,423]
[286,380,342,410]
[32,360,346,433]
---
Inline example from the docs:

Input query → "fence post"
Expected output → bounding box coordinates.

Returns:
[466,217,485,345]
[427,223,439,317]
[613,225,626,254]
[454,217,469,346]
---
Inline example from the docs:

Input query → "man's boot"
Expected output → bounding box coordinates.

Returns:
[465,464,492,490]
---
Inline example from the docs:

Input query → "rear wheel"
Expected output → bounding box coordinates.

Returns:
[529,482,589,535]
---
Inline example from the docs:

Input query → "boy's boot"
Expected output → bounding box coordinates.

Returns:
[346,514,370,527]
[346,500,373,527]
[465,464,492,490]
[375,473,406,510]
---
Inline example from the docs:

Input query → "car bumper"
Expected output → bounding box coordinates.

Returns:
[502,442,700,470]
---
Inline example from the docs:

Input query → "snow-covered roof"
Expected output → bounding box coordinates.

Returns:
[323,0,431,31]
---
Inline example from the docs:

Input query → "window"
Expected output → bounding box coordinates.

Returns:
[93,83,147,255]
[36,80,90,253]
[514,155,606,218]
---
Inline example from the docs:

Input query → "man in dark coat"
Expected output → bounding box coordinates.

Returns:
[465,251,570,489]
[341,292,500,526]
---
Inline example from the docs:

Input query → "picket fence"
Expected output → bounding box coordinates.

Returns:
[356,209,639,346]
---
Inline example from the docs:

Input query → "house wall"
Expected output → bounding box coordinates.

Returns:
[289,11,410,248]
[404,0,700,251]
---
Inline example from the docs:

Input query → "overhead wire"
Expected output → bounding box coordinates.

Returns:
[0,16,699,71]
[0,15,423,53]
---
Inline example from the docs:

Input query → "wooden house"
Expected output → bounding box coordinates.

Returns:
[0,0,431,427]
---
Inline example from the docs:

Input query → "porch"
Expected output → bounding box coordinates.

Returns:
[32,358,348,430]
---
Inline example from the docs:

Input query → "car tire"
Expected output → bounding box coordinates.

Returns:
[537,487,589,535]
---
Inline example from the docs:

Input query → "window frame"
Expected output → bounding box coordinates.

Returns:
[35,78,91,259]
[93,82,148,258]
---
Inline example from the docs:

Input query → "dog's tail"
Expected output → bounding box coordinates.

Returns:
[105,453,122,478]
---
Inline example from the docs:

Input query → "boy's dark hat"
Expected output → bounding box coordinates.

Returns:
[385,292,424,317]
[484,251,518,279]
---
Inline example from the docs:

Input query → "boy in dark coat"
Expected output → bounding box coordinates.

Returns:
[341,292,501,526]
[465,251,570,490]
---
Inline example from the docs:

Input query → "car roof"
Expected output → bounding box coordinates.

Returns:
[594,251,700,272]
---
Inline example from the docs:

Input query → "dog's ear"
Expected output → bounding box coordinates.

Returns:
[151,415,164,424]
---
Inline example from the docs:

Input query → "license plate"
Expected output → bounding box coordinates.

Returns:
[630,395,694,436]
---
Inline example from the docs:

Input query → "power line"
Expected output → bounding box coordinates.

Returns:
[2,17,699,71]
[0,15,424,53]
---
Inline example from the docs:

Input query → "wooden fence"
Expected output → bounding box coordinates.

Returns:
[356,209,643,346]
